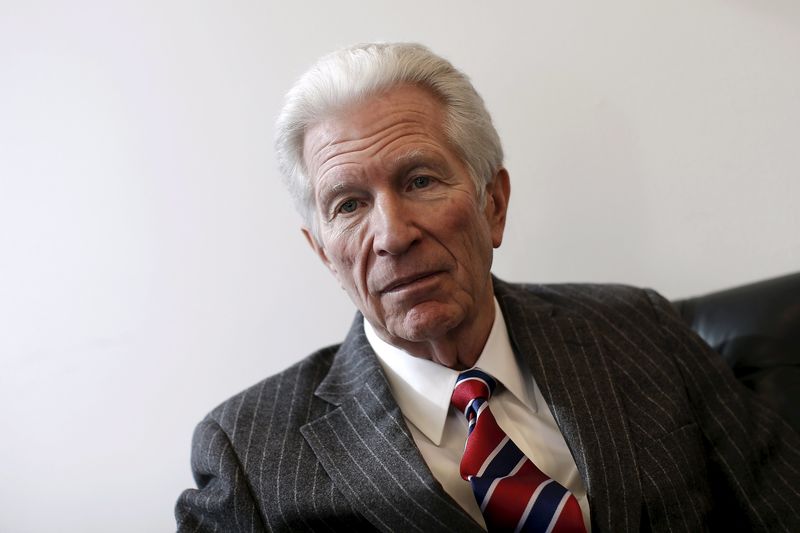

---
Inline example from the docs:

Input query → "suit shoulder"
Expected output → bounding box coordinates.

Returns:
[515,280,650,305]
[511,281,669,323]
[203,344,339,434]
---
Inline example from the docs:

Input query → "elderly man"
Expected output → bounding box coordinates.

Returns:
[176,43,800,532]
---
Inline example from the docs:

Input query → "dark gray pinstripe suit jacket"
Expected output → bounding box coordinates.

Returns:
[176,279,800,532]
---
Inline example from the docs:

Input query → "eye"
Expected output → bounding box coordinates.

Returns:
[411,175,431,189]
[338,199,358,214]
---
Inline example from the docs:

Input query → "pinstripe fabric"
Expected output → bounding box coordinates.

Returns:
[176,278,800,532]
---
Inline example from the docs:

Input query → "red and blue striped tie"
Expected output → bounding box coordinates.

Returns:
[452,368,587,533]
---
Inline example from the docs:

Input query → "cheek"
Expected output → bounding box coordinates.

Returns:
[325,230,371,288]
[435,197,476,232]
[444,202,494,258]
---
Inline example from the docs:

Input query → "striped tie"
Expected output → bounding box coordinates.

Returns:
[452,368,586,533]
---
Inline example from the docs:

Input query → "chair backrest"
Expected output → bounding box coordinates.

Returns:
[672,272,800,432]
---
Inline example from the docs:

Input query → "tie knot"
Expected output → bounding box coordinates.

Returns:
[451,368,497,413]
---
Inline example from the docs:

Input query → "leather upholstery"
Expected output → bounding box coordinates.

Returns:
[672,272,800,432]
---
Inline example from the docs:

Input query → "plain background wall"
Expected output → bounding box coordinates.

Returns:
[1,1,798,531]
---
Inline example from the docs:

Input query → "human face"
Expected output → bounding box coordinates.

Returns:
[302,85,509,358]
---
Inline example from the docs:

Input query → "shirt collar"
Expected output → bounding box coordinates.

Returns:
[365,298,536,446]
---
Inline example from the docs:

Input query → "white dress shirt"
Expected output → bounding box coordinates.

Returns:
[364,299,591,531]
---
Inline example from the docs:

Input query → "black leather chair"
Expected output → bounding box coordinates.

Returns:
[672,272,800,433]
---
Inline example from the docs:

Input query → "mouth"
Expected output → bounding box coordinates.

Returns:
[380,271,444,294]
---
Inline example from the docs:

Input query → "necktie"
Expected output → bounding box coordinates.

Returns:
[451,368,586,533]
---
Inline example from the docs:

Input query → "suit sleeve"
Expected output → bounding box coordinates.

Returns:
[175,416,266,532]
[645,289,800,532]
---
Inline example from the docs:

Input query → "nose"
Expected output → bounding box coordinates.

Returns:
[371,195,421,256]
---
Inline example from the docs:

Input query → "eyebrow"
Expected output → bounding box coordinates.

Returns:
[392,148,439,167]
[389,150,452,179]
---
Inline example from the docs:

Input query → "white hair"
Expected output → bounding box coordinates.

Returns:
[274,42,504,235]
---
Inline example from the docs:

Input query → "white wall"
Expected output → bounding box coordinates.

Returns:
[1,1,798,531]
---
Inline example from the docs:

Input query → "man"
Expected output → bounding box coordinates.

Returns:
[176,43,800,532]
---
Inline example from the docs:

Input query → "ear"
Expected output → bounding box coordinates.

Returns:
[302,227,337,276]
[484,167,511,248]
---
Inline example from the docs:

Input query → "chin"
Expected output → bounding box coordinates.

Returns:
[394,302,463,343]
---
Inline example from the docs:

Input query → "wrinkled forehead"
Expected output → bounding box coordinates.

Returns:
[301,85,452,182]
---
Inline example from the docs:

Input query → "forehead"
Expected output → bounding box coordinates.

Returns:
[302,85,453,181]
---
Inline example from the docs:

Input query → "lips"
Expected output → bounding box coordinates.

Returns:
[379,271,443,294]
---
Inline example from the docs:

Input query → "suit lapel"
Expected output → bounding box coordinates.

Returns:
[495,280,642,533]
[301,316,482,533]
